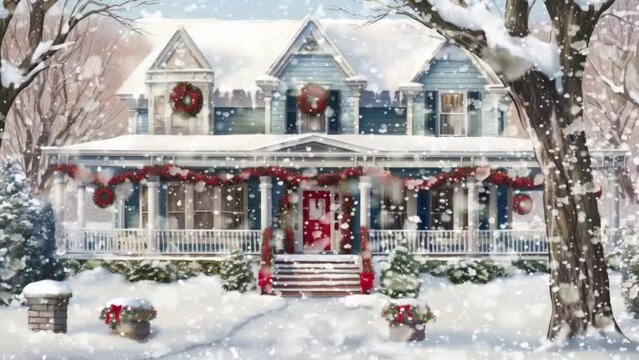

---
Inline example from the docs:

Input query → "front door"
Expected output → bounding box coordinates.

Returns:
[302,190,331,252]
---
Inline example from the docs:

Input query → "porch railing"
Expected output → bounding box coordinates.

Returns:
[368,229,548,255]
[61,227,261,255]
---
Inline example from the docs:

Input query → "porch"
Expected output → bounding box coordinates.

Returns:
[58,226,549,258]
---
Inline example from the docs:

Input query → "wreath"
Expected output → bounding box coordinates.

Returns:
[93,186,115,208]
[169,82,203,117]
[513,194,533,215]
[297,83,328,114]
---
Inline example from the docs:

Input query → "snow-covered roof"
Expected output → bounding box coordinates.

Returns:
[45,133,537,155]
[118,17,452,95]
[23,280,72,298]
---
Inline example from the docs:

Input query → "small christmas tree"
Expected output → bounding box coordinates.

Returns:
[220,248,254,292]
[379,246,422,299]
[0,159,63,305]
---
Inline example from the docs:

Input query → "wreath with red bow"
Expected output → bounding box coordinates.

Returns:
[297,83,328,114]
[513,193,533,215]
[169,82,203,117]
[93,187,115,208]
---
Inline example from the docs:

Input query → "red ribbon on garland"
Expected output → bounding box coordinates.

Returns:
[105,304,123,325]
[396,305,413,324]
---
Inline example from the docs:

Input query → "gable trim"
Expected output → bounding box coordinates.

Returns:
[266,16,357,79]
[254,134,372,153]
[150,27,212,70]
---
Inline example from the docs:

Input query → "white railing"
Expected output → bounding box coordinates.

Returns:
[61,227,261,255]
[369,229,548,255]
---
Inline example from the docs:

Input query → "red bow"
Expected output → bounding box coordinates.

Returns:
[258,269,273,294]
[396,305,413,324]
[105,304,123,325]
[360,273,374,294]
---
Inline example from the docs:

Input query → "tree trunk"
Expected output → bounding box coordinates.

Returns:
[508,72,619,339]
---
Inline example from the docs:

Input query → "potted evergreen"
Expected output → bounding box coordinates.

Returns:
[379,246,436,341]
[220,248,254,292]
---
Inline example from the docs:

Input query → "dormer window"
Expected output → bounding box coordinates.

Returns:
[286,89,340,134]
[439,93,466,136]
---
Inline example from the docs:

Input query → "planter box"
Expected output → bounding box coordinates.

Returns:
[388,323,425,342]
[109,320,150,341]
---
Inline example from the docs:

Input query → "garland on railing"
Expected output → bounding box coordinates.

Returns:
[339,195,354,254]
[53,164,551,208]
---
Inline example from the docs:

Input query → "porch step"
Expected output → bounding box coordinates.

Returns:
[272,254,361,298]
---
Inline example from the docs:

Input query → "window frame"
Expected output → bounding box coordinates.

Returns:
[380,187,407,230]
[429,186,454,230]
[438,92,467,137]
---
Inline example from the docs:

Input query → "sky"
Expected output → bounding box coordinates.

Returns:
[135,0,549,22]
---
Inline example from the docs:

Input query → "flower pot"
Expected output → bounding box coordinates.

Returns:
[388,322,425,342]
[109,320,150,341]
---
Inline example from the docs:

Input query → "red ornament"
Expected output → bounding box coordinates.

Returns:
[395,305,414,324]
[93,187,115,208]
[104,304,122,325]
[169,82,203,117]
[297,83,328,114]
[360,272,375,294]
[513,193,533,215]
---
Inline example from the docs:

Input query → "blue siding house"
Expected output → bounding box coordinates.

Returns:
[43,16,624,268]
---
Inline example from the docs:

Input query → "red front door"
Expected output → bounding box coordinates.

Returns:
[302,190,331,252]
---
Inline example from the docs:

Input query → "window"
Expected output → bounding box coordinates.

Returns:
[220,186,246,229]
[172,113,190,135]
[167,183,186,229]
[194,187,215,229]
[381,187,406,230]
[439,93,466,136]
[286,89,340,134]
[300,112,326,133]
[152,96,166,134]
[430,188,453,230]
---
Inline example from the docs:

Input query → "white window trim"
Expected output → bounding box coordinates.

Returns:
[438,92,467,137]
[380,186,408,230]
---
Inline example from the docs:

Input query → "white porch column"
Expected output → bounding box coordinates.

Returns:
[146,176,160,231]
[346,76,367,135]
[53,170,66,250]
[399,83,423,136]
[116,198,126,228]
[263,94,272,134]
[359,176,372,227]
[607,170,620,242]
[488,184,498,230]
[259,176,272,230]
[467,179,479,253]
[452,183,464,230]
[76,184,86,229]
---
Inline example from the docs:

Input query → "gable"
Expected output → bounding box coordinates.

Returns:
[267,16,356,79]
[256,135,371,153]
[151,27,210,70]
[414,45,502,89]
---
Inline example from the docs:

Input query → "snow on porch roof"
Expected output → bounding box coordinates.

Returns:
[118,17,447,95]
[44,134,539,157]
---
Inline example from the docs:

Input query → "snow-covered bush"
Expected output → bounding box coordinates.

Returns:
[420,260,449,277]
[380,246,422,298]
[61,259,221,283]
[511,260,549,274]
[446,260,505,284]
[220,249,254,292]
[381,302,436,326]
[0,159,63,305]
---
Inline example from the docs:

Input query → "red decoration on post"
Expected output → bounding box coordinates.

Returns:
[104,304,123,325]
[169,82,203,117]
[297,83,328,114]
[339,195,353,254]
[359,226,375,294]
[257,268,273,295]
[93,187,115,208]
[513,193,533,215]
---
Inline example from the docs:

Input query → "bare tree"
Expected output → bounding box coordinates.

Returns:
[0,0,152,151]
[1,18,148,192]
[363,0,621,340]
[585,0,639,203]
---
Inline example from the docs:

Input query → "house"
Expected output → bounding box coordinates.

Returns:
[43,16,625,262]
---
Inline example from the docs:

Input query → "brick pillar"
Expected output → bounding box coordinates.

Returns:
[24,281,72,334]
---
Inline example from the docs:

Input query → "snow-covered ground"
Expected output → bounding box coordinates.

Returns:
[1,269,638,360]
